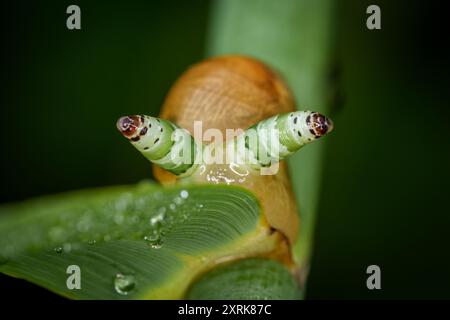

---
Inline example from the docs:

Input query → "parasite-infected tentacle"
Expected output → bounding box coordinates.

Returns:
[232,111,334,169]
[117,115,200,176]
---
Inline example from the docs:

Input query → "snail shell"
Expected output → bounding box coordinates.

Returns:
[154,55,299,245]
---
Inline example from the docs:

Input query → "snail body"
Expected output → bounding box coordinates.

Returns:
[117,56,334,246]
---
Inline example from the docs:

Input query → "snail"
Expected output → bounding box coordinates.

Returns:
[116,55,333,247]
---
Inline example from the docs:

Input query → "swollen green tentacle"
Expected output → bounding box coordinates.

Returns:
[232,111,333,169]
[116,111,333,177]
[116,115,199,176]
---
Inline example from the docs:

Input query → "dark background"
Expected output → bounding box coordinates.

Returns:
[1,0,449,299]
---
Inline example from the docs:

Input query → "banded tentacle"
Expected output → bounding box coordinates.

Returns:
[116,115,199,176]
[117,111,333,177]
[232,111,334,169]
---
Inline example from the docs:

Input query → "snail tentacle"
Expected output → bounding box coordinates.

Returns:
[117,111,333,176]
[232,111,334,169]
[117,115,200,176]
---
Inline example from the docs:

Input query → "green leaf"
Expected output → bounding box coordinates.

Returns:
[187,258,301,300]
[0,182,280,299]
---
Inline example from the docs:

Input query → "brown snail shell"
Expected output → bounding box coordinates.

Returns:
[154,55,299,245]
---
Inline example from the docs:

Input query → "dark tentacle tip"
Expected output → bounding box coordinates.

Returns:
[309,112,334,137]
[116,115,141,137]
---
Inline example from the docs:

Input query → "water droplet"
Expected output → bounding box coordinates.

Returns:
[54,247,63,254]
[144,234,163,249]
[169,203,176,211]
[88,239,96,245]
[173,197,183,205]
[150,208,165,226]
[180,190,189,199]
[114,273,135,295]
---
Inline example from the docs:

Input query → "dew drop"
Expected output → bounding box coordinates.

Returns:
[151,243,162,249]
[180,190,189,199]
[114,273,135,295]
[173,197,183,205]
[144,234,163,249]
[150,209,165,226]
[88,239,97,245]
[54,247,63,254]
